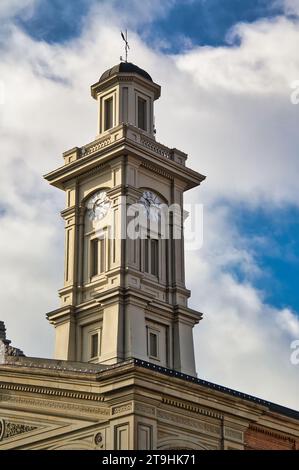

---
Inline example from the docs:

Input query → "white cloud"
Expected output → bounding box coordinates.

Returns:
[176,17,299,94]
[0,2,298,409]
[0,0,37,19]
[283,0,299,15]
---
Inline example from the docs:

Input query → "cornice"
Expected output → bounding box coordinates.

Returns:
[60,206,76,218]
[161,397,223,420]
[1,358,298,426]
[44,124,205,190]
[46,305,75,323]
[0,381,104,402]
[90,73,161,100]
[174,305,203,324]
[247,424,296,443]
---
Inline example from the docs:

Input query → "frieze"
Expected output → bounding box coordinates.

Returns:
[157,410,221,436]
[0,393,109,417]
[77,163,107,182]
[224,427,244,443]
[135,403,156,416]
[112,403,133,415]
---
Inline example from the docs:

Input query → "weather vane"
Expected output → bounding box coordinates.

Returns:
[120,30,130,63]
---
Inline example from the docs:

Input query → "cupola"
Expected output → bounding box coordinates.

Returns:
[91,62,161,138]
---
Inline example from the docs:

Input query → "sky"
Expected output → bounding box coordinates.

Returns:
[0,0,299,409]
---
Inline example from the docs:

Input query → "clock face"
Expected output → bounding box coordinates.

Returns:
[87,191,111,221]
[139,191,162,221]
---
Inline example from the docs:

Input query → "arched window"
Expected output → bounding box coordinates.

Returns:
[138,190,165,279]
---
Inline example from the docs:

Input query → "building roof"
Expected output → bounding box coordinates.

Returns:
[99,62,153,83]
[1,355,299,422]
[134,359,299,421]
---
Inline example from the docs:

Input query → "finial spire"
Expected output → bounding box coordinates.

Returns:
[120,30,130,63]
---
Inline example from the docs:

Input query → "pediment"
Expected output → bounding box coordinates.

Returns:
[0,419,39,442]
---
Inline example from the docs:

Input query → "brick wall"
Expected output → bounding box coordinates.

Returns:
[244,425,298,450]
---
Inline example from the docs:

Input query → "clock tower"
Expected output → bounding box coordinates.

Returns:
[1,63,298,452]
[45,62,205,376]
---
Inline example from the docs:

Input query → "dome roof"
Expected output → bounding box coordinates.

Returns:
[99,62,153,83]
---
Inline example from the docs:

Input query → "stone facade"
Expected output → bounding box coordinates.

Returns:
[0,357,298,450]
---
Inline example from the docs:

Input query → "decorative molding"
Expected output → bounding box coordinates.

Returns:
[140,162,173,180]
[158,430,176,440]
[83,138,112,157]
[0,393,109,417]
[118,77,139,82]
[247,424,296,444]
[133,359,299,424]
[224,427,243,443]
[157,410,221,436]
[137,423,153,450]
[162,397,222,420]
[112,403,133,415]
[139,137,171,159]
[77,163,107,182]
[135,403,156,416]
[0,382,104,403]
[94,432,104,449]
[158,436,216,451]
[0,419,4,440]
[0,419,37,441]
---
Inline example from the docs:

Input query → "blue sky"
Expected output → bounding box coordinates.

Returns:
[16,0,91,44]
[17,0,284,49]
[231,205,299,312]
[11,0,299,325]
[142,0,284,51]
